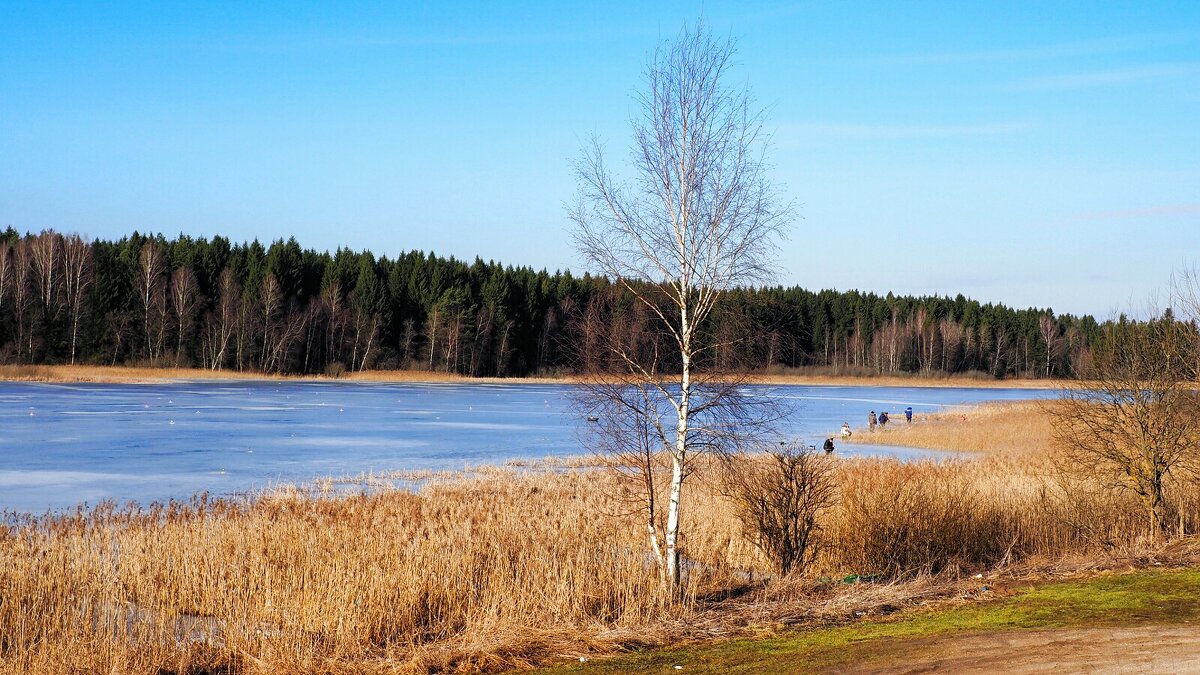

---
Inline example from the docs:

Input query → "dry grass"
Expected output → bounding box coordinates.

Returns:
[0,363,303,383]
[747,367,1063,389]
[0,363,1064,388]
[845,400,1056,454]
[0,364,56,381]
[4,433,1199,673]
[0,364,581,385]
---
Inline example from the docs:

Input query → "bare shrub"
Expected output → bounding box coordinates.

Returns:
[1050,315,1200,539]
[722,444,836,576]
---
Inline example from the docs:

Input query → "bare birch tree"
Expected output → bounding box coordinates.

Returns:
[263,305,305,373]
[259,272,282,368]
[61,234,94,364]
[570,24,791,593]
[207,268,240,370]
[29,230,62,321]
[0,240,13,358]
[0,240,12,318]
[321,281,345,368]
[1040,314,1061,378]
[400,317,417,366]
[234,287,253,371]
[153,280,171,364]
[170,265,199,366]
[137,240,167,362]
[11,242,35,360]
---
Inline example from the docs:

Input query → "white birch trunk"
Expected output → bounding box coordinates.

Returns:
[665,302,691,592]
[664,449,684,590]
[359,316,377,371]
[648,519,665,577]
[70,312,80,365]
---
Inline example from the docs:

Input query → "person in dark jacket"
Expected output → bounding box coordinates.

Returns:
[905,406,913,424]
[823,437,835,453]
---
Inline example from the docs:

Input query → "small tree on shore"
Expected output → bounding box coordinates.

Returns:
[570,23,791,593]
[1050,314,1200,539]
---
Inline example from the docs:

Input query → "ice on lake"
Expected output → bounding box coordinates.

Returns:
[0,381,1055,513]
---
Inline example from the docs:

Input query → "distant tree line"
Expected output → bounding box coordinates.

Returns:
[0,228,1108,378]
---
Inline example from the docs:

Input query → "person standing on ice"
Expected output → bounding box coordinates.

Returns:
[868,411,877,432]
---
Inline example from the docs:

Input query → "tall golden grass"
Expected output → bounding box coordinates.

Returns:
[2,403,1197,673]
[0,363,1063,388]
[846,400,1055,454]
[0,363,516,384]
[749,365,1063,389]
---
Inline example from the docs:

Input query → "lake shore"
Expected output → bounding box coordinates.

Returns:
[843,400,1053,454]
[5,389,1190,674]
[0,363,1066,389]
[5,436,1193,673]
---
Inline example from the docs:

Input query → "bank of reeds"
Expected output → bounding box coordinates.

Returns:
[3,408,1198,672]
[0,363,1063,388]
[846,400,1055,454]
[0,363,494,384]
[752,365,1042,387]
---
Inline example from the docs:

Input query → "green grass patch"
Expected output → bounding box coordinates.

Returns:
[541,568,1200,674]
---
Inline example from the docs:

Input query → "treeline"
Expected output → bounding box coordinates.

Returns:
[0,228,1103,378]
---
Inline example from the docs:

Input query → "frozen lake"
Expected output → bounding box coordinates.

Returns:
[1,381,1054,513]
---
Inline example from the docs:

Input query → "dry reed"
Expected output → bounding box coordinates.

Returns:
[845,400,1055,454]
[0,363,1064,389]
[3,404,1197,673]
[748,366,1063,389]
[0,364,577,385]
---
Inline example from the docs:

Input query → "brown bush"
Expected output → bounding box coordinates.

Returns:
[722,444,837,576]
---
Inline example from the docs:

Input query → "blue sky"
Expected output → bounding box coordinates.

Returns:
[1,2,1197,317]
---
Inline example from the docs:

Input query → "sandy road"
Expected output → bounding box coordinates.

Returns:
[836,626,1200,674]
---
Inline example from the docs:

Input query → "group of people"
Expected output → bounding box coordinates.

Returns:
[824,406,916,454]
[868,407,913,432]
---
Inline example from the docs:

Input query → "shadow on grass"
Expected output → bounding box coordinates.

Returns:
[540,567,1200,674]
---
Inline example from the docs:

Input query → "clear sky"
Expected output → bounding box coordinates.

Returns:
[2,2,1197,317]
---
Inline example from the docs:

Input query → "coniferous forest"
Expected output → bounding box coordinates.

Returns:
[0,228,1104,378]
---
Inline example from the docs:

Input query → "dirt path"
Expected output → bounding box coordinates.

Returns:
[838,626,1200,674]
